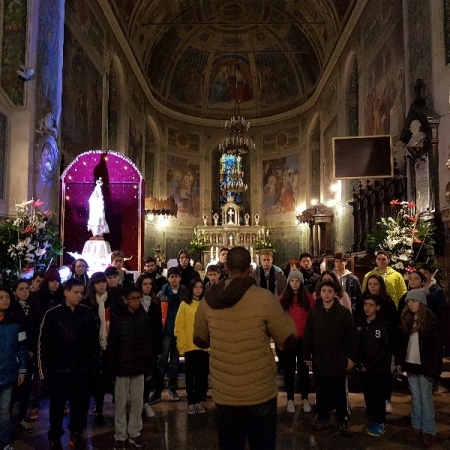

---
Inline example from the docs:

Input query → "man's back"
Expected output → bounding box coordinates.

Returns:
[194,278,296,406]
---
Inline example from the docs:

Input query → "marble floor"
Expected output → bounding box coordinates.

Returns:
[10,360,450,450]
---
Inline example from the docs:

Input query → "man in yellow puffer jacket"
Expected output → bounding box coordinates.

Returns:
[194,247,297,450]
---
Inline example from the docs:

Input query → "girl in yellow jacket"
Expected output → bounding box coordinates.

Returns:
[174,277,209,414]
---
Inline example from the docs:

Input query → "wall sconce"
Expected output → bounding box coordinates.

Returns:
[327,181,341,208]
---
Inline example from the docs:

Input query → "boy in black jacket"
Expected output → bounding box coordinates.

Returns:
[356,294,391,437]
[37,278,97,450]
[303,280,357,435]
[108,288,152,450]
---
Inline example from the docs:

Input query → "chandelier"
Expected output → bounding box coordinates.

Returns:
[219,99,255,155]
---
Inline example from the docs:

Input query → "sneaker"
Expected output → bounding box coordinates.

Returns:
[113,440,127,450]
[286,400,295,413]
[17,419,33,432]
[187,404,196,415]
[311,419,333,432]
[3,445,15,450]
[302,399,312,413]
[129,435,146,448]
[366,422,385,437]
[338,420,350,436]
[29,408,38,421]
[168,389,180,401]
[195,403,206,414]
[385,400,393,414]
[94,413,106,426]
[50,442,63,450]
[143,403,155,418]
[68,432,86,449]
[148,392,161,405]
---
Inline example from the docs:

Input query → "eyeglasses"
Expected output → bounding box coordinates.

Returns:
[127,296,142,302]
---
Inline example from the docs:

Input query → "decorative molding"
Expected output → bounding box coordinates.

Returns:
[96,0,368,128]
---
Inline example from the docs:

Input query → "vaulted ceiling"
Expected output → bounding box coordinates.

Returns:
[109,0,356,119]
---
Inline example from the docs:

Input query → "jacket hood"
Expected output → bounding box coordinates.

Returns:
[315,297,340,311]
[205,276,256,310]
[335,269,352,277]
[356,312,387,327]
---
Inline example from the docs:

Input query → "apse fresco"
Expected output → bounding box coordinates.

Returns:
[169,49,208,106]
[254,50,299,104]
[262,155,300,216]
[166,155,200,218]
[208,54,253,105]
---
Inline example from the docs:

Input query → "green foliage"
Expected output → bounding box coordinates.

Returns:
[254,227,276,252]
[0,200,63,284]
[187,228,208,253]
[366,201,436,272]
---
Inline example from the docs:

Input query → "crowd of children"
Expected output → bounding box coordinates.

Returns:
[0,248,447,449]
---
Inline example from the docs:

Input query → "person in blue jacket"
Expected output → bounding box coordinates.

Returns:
[0,284,28,450]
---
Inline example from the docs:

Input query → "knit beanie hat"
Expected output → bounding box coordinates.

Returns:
[405,288,428,306]
[287,270,304,284]
[43,264,61,283]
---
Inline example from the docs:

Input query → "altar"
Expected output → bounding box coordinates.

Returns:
[198,195,267,267]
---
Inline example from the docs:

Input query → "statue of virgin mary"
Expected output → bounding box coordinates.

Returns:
[87,178,109,237]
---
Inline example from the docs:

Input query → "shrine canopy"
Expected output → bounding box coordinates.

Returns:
[60,150,145,271]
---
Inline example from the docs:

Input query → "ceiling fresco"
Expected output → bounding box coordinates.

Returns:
[108,0,356,119]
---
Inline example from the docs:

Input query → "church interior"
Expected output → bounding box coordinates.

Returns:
[3,2,450,450]
[1,0,450,282]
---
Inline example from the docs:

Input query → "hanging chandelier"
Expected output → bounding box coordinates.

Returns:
[219,99,255,155]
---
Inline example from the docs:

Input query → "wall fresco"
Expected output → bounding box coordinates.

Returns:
[262,155,300,216]
[166,155,200,218]
[1,0,27,104]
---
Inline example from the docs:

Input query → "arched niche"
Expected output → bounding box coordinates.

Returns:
[60,150,144,271]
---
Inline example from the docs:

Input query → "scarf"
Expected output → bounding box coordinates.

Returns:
[259,266,276,294]
[19,300,30,316]
[96,292,109,350]
[141,294,152,313]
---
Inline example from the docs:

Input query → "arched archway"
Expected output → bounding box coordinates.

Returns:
[60,150,144,271]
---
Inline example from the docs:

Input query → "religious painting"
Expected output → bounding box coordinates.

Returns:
[1,0,27,105]
[208,54,253,105]
[166,155,200,218]
[364,34,404,136]
[407,2,432,99]
[36,0,63,115]
[262,155,300,216]
[254,50,299,105]
[169,49,208,106]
